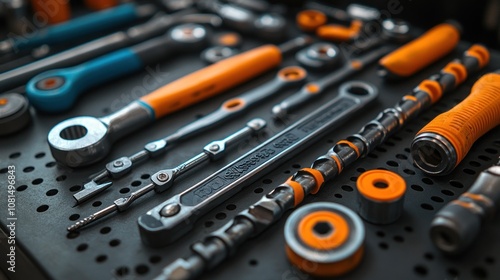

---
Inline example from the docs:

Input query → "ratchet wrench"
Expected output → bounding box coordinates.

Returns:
[138,81,378,247]
[47,36,312,167]
[74,66,307,204]
[67,119,266,232]
[0,9,221,92]
[26,23,211,113]
[272,45,392,119]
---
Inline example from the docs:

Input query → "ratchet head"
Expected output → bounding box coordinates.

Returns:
[48,116,111,167]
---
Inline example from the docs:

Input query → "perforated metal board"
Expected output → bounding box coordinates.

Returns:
[0,30,499,280]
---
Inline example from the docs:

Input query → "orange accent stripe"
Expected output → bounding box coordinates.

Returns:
[418,79,443,104]
[465,44,490,69]
[337,140,360,157]
[330,154,343,173]
[403,95,418,102]
[301,168,325,194]
[285,177,305,207]
[442,62,468,86]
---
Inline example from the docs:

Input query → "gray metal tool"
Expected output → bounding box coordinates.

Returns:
[67,119,266,232]
[430,157,500,255]
[138,81,378,247]
[74,66,308,204]
[0,9,222,92]
[272,46,392,119]
[295,42,342,70]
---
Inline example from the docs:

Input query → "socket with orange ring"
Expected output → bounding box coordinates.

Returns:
[412,71,500,175]
[284,202,365,278]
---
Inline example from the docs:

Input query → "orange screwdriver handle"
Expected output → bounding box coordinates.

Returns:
[316,20,363,42]
[417,72,500,170]
[140,45,282,119]
[379,22,461,79]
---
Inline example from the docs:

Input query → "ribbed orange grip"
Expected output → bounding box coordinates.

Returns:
[140,45,282,118]
[417,72,500,166]
[379,23,460,77]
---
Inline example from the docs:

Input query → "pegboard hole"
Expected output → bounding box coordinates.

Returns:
[367,153,378,159]
[77,244,88,252]
[485,148,498,154]
[284,170,291,174]
[249,259,258,266]
[485,257,495,264]
[292,164,301,169]
[226,204,236,211]
[441,190,454,196]
[95,255,107,263]
[131,181,141,187]
[350,176,358,182]
[431,196,444,203]
[254,187,264,194]
[393,235,404,243]
[215,213,226,220]
[67,232,79,239]
[60,125,88,140]
[341,185,353,192]
[46,189,58,196]
[37,205,49,212]
[32,178,43,185]
[469,161,481,167]
[16,185,27,192]
[478,155,492,161]
[23,166,34,173]
[376,231,385,237]
[150,256,162,264]
[378,242,388,250]
[119,188,130,194]
[69,214,80,221]
[396,154,408,160]
[472,267,488,279]
[109,239,121,247]
[141,174,150,179]
[35,152,46,158]
[414,265,428,276]
[463,168,476,175]
[56,175,67,181]
[421,178,434,185]
[0,167,7,173]
[100,227,111,234]
[135,264,149,275]
[447,268,459,277]
[356,167,366,173]
[263,179,272,184]
[404,226,413,233]
[115,266,129,277]
[334,193,343,198]
[424,252,434,260]
[205,221,214,228]
[421,203,434,211]
[92,201,102,207]
[411,185,423,192]
[9,152,21,159]
[404,169,416,175]
[45,161,56,168]
[449,180,464,188]
[70,185,82,192]
[404,148,411,153]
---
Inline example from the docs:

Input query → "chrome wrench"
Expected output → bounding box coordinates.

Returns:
[138,81,378,247]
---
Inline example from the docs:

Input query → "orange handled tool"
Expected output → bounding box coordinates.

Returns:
[379,22,461,79]
[412,71,500,175]
[316,20,363,42]
[31,0,71,24]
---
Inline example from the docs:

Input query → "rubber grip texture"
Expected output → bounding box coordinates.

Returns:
[140,45,282,118]
[417,72,500,166]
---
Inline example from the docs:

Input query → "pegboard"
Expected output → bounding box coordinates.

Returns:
[1,15,500,280]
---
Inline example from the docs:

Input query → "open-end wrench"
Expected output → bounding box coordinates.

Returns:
[47,36,312,168]
[0,9,221,92]
[138,81,378,247]
[26,23,211,113]
[74,66,307,204]
[67,119,266,232]
[272,45,392,119]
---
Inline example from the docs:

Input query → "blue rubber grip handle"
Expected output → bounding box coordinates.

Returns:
[26,48,143,113]
[14,3,140,51]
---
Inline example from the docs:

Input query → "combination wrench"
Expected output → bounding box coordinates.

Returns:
[67,119,266,231]
[74,66,308,204]
[138,81,378,247]
[47,36,312,167]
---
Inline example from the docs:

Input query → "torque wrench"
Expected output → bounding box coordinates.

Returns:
[0,3,155,55]
[155,45,489,280]
[47,36,312,167]
[67,119,266,232]
[75,66,307,204]
[412,70,500,175]
[138,81,378,247]
[272,45,392,119]
[26,23,211,113]
[430,157,500,255]
[0,9,220,92]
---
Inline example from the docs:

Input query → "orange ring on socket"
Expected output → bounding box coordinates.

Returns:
[301,168,325,194]
[286,177,305,206]
[330,154,343,173]
[297,211,350,250]
[222,98,246,112]
[357,170,406,202]
[296,10,327,32]
[442,62,468,86]
[278,66,307,82]
[466,44,490,69]
[403,95,418,102]
[418,79,443,104]
[216,33,242,48]
[337,140,360,158]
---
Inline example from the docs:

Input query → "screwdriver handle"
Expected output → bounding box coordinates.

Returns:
[414,72,500,174]
[379,22,461,79]
[316,20,363,42]
[140,45,282,118]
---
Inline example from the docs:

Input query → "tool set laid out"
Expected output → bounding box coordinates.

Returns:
[0,1,499,280]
